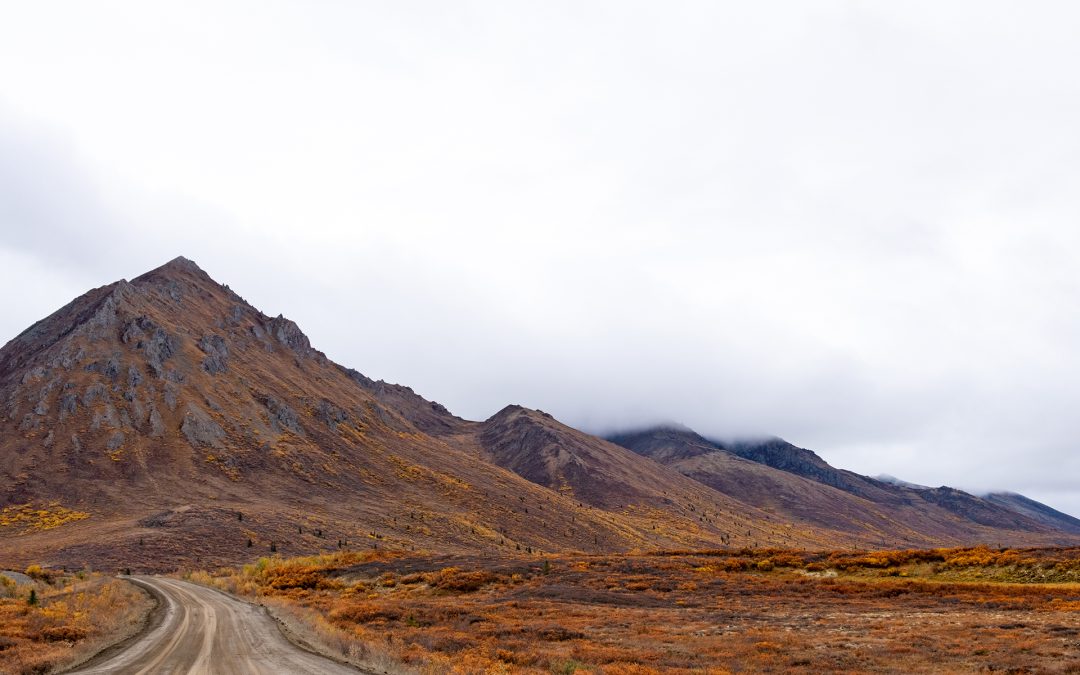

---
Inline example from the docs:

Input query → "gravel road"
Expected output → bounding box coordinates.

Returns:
[68,576,360,674]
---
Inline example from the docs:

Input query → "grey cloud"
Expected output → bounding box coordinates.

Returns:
[1,2,1080,517]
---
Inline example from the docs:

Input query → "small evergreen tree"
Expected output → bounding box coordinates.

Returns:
[27,589,37,606]
[270,541,277,553]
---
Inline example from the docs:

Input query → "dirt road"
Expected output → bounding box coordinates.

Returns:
[69,576,359,674]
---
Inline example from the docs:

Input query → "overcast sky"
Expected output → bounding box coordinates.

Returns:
[2,2,1080,515]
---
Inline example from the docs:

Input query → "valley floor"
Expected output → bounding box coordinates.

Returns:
[182,546,1080,674]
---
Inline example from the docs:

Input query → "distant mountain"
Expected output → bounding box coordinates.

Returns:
[725,436,885,499]
[984,492,1080,535]
[609,426,1080,546]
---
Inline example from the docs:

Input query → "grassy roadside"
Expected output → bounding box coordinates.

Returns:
[183,551,409,673]
[180,545,1080,674]
[0,567,154,674]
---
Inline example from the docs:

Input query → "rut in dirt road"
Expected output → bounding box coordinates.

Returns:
[69,576,361,675]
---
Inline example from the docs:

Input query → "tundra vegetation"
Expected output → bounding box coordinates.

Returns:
[0,566,152,674]
[183,545,1080,674]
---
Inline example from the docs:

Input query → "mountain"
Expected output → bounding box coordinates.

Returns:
[609,426,1080,546]
[2,258,1077,572]
[0,257,826,572]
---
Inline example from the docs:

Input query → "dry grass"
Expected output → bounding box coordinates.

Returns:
[0,568,151,675]
[186,545,1080,674]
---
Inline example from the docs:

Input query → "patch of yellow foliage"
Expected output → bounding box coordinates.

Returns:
[0,502,90,533]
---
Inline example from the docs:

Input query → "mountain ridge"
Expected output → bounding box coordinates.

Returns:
[2,257,1078,571]
[607,426,1080,542]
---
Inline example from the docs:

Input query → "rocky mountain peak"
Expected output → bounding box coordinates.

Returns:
[607,424,725,463]
[487,404,557,424]
[489,404,528,419]
[133,255,207,282]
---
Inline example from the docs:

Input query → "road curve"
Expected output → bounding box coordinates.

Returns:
[69,576,359,675]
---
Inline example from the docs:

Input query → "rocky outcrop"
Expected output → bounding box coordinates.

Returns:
[197,335,229,375]
[316,399,349,430]
[256,394,304,435]
[251,315,312,357]
[148,405,165,437]
[180,403,226,449]
[121,316,179,378]
[267,315,310,353]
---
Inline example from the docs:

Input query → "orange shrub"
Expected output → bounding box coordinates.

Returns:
[262,563,323,590]
[429,568,496,593]
[329,601,402,624]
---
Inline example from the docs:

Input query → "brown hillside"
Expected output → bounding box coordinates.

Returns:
[0,258,826,571]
